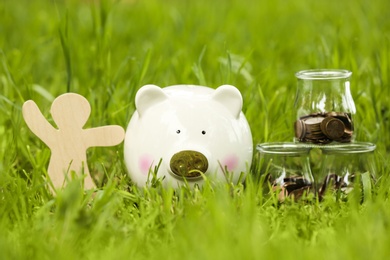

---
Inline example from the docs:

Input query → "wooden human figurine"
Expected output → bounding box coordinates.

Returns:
[22,93,125,190]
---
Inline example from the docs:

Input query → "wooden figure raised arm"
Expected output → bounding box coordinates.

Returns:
[22,93,125,190]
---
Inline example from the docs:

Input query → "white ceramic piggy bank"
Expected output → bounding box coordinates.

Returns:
[124,84,253,188]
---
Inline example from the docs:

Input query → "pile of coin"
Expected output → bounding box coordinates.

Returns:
[294,112,353,144]
[271,176,313,201]
[317,173,354,200]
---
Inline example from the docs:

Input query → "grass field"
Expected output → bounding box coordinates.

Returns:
[1,0,390,259]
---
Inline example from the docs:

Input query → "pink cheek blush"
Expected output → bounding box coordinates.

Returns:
[139,154,154,175]
[222,154,239,171]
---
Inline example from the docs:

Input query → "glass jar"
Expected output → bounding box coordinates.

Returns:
[317,142,376,201]
[294,69,356,144]
[256,142,314,201]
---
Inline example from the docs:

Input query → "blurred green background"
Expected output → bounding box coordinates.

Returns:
[1,0,390,259]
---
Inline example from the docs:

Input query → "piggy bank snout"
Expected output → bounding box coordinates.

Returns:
[169,150,208,180]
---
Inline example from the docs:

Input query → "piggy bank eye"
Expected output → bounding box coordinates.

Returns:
[201,130,206,135]
[176,129,181,134]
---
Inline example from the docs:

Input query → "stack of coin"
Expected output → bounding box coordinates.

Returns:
[323,112,353,142]
[294,112,353,144]
[271,176,313,201]
[317,173,353,200]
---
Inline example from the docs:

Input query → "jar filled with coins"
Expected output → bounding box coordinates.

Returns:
[256,143,314,201]
[294,69,356,144]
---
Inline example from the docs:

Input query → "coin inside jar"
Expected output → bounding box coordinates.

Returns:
[271,176,313,201]
[301,116,329,143]
[304,116,324,125]
[320,117,345,140]
[294,120,306,139]
[294,111,353,143]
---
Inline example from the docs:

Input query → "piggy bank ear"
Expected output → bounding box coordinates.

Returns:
[136,84,168,117]
[212,85,243,118]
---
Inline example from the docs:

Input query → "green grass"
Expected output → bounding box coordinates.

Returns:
[1,0,390,259]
